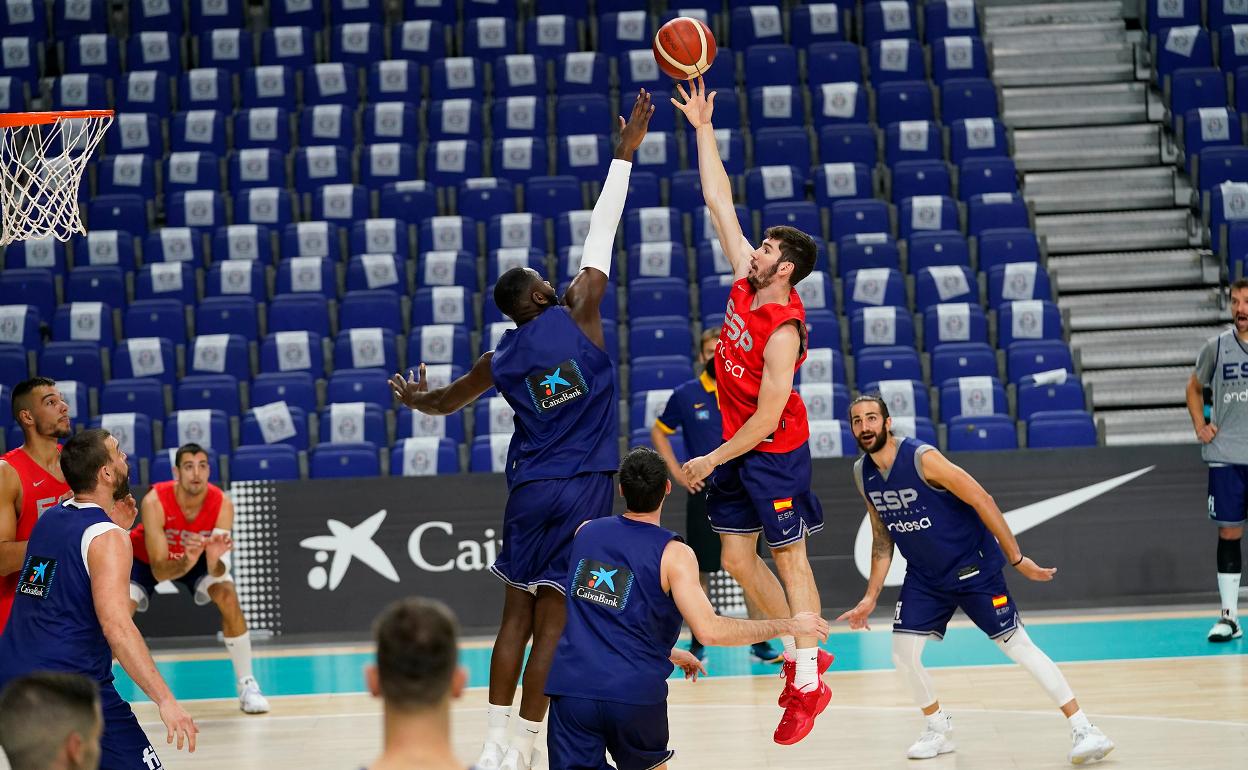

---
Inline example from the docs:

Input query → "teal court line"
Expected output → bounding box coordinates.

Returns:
[113,617,1246,703]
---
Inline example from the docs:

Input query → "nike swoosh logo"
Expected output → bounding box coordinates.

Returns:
[854,466,1155,586]
[782,525,796,536]
[32,480,44,487]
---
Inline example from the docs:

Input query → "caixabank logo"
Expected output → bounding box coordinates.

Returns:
[571,558,634,613]
[18,555,56,600]
[525,359,588,412]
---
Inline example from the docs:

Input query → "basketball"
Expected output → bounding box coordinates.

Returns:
[652,16,717,80]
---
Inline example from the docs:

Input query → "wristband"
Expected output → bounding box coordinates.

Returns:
[1010,554,1024,567]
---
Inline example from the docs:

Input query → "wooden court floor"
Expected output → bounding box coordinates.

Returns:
[115,654,1246,769]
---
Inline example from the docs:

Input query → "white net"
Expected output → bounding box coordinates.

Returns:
[0,112,112,245]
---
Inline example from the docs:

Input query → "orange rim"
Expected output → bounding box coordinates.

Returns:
[0,110,114,128]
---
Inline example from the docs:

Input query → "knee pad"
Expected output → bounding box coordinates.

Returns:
[1217,536,1242,574]
[194,570,234,607]
[129,582,150,613]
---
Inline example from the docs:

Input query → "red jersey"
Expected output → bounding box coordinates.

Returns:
[715,278,810,453]
[0,447,70,631]
[130,481,224,564]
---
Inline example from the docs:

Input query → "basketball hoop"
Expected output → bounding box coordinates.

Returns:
[0,110,113,246]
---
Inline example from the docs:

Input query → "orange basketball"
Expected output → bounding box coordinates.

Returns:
[652,16,717,80]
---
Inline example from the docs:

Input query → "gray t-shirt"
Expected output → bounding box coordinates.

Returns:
[1194,329,1248,464]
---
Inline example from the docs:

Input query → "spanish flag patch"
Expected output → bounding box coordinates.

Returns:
[773,498,793,512]
[991,595,1009,608]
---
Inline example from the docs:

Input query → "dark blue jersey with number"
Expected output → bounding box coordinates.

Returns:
[856,438,1004,590]
[490,306,618,488]
[545,516,684,705]
[0,501,122,686]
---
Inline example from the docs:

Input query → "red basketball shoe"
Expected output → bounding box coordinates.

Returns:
[773,680,832,745]
[778,649,835,706]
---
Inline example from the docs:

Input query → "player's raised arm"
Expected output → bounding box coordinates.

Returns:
[683,323,801,484]
[664,539,829,645]
[89,529,198,753]
[390,353,495,416]
[672,76,753,280]
[141,493,197,583]
[917,449,1057,583]
[0,462,25,576]
[564,89,653,345]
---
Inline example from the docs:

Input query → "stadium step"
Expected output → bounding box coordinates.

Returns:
[1083,366,1193,407]
[990,43,1139,87]
[1034,209,1199,254]
[1011,124,1176,171]
[981,1,1124,30]
[985,21,1127,52]
[1001,83,1161,129]
[1071,326,1223,369]
[1022,167,1191,213]
[1097,407,1197,446]
[1058,288,1226,330]
[1048,249,1219,292]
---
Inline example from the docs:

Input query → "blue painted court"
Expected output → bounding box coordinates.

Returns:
[114,616,1246,703]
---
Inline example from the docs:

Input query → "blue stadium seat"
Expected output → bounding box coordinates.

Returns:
[431,56,484,100]
[105,114,163,158]
[814,162,874,206]
[798,383,853,423]
[1181,106,1240,171]
[947,414,1017,451]
[862,0,918,43]
[380,181,436,223]
[239,402,309,451]
[877,81,936,128]
[340,291,404,334]
[489,213,548,252]
[625,171,664,209]
[38,341,102,391]
[396,409,466,444]
[949,118,1010,164]
[0,304,40,350]
[52,301,113,348]
[111,338,176,387]
[925,0,980,40]
[1195,145,1248,192]
[125,298,188,345]
[900,195,960,239]
[198,28,254,72]
[428,99,484,141]
[1027,409,1097,448]
[329,0,382,24]
[163,152,222,208]
[967,193,1031,237]
[229,150,288,193]
[233,187,295,229]
[850,307,917,353]
[1017,373,1086,420]
[489,53,544,97]
[66,266,125,309]
[939,376,1008,420]
[528,14,578,56]
[870,39,925,85]
[0,75,30,112]
[745,44,798,87]
[366,61,421,105]
[190,0,244,30]
[748,86,807,130]
[556,94,611,136]
[329,22,384,66]
[78,230,138,272]
[420,250,478,290]
[472,396,517,438]
[231,445,301,481]
[931,36,988,83]
[818,124,878,167]
[300,105,356,148]
[831,200,892,241]
[1007,340,1075,384]
[170,110,227,155]
[346,254,406,295]
[325,371,391,411]
[3,238,67,280]
[140,228,200,266]
[362,102,419,147]
[763,201,822,240]
[5,0,47,40]
[419,216,478,256]
[64,33,120,78]
[854,346,922,390]
[861,378,932,419]
[998,300,1063,348]
[275,257,336,299]
[0,344,28,383]
[269,0,322,28]
[492,137,550,184]
[458,179,516,222]
[243,64,297,109]
[332,328,399,373]
[391,438,459,476]
[50,74,108,111]
[412,287,472,327]
[232,108,293,153]
[923,302,989,349]
[176,375,241,418]
[1170,69,1226,130]
[492,96,549,140]
[629,317,694,359]
[1209,181,1248,252]
[987,262,1053,306]
[806,42,862,86]
[1156,26,1212,84]
[959,157,1018,199]
[166,190,226,230]
[179,68,234,112]
[469,434,511,473]
[294,146,352,189]
[931,341,997,386]
[407,325,472,369]
[977,227,1040,270]
[753,127,813,169]
[425,140,485,188]
[188,333,249,381]
[310,443,380,479]
[92,413,152,478]
[303,62,361,106]
[310,183,373,224]
[464,16,518,57]
[556,52,609,94]
[206,259,266,302]
[836,235,899,277]
[1145,0,1200,31]
[597,11,653,55]
[267,294,329,338]
[745,165,805,209]
[914,266,978,310]
[0,269,55,323]
[891,160,952,203]
[940,77,999,122]
[89,194,149,236]
[885,120,943,166]
[197,296,260,341]
[629,278,692,320]
[128,31,180,74]
[0,36,39,82]
[618,48,666,93]
[557,135,611,181]
[251,371,318,413]
[631,355,695,393]
[486,248,544,284]
[391,19,449,64]
[350,218,411,258]
[116,71,172,115]
[731,5,785,47]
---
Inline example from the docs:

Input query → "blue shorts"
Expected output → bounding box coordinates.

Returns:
[548,695,673,770]
[705,444,823,548]
[100,682,163,770]
[893,570,1019,640]
[129,557,216,612]
[1207,464,1248,526]
[491,472,615,594]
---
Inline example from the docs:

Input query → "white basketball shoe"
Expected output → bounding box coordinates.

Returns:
[907,713,956,759]
[1208,615,1243,642]
[476,740,507,770]
[1068,724,1114,765]
[238,677,270,714]
[499,747,541,770]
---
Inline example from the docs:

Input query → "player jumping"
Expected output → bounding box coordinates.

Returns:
[672,76,831,745]
[391,90,654,770]
[839,395,1115,765]
[128,443,270,714]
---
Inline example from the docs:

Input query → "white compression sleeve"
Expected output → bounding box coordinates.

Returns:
[579,158,632,278]
[994,626,1075,707]
[891,633,938,709]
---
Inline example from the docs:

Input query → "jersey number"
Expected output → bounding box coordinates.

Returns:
[36,496,58,518]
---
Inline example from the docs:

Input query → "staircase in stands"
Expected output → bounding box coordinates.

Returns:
[984,0,1223,445]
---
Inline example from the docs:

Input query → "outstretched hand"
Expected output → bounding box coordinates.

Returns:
[389,365,429,410]
[1014,556,1057,583]
[670,648,708,681]
[671,76,716,130]
[617,89,655,157]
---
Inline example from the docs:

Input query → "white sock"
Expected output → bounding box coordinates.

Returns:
[223,632,254,686]
[781,635,797,656]
[925,708,950,732]
[794,647,819,691]
[1068,709,1091,731]
[1218,572,1241,620]
[486,703,510,747]
[511,716,542,763]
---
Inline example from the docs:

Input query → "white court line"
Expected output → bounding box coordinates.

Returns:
[138,703,1248,730]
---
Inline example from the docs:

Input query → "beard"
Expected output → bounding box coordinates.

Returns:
[747,261,781,291]
[855,430,888,454]
[112,465,131,501]
[38,416,71,439]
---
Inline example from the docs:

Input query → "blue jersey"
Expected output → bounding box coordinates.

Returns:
[491,306,618,488]
[856,439,1004,590]
[0,500,123,686]
[545,516,684,705]
[655,371,721,458]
